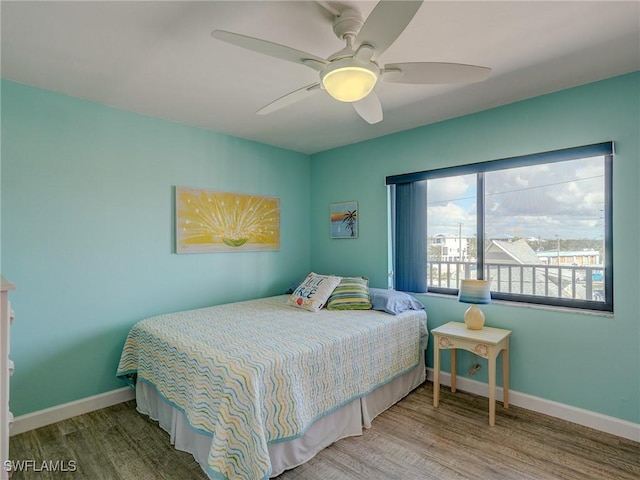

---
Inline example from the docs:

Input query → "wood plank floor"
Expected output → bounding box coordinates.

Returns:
[9,382,640,480]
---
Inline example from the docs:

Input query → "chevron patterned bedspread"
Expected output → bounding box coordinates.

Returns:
[116,295,427,480]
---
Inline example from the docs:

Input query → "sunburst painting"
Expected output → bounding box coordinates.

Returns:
[176,186,280,253]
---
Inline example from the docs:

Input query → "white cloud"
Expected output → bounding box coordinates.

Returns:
[428,202,476,236]
[427,175,474,205]
[427,156,605,239]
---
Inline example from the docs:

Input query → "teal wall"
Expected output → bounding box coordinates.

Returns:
[310,72,640,424]
[1,81,310,415]
[3,73,639,425]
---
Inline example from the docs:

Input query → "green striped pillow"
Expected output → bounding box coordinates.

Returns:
[327,277,372,310]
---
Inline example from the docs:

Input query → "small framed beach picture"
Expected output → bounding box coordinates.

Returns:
[330,201,358,239]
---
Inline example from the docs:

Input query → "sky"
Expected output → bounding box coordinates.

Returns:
[427,156,605,241]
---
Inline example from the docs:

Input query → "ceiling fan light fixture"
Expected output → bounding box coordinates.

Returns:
[321,62,378,103]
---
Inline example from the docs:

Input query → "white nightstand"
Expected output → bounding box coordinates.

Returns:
[431,321,511,426]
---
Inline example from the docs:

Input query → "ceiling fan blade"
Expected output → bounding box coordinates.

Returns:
[352,92,383,124]
[383,62,491,84]
[212,30,327,71]
[316,0,341,17]
[354,1,423,60]
[257,83,321,115]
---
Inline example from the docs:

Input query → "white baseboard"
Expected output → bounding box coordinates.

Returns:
[426,368,640,442]
[11,377,640,443]
[10,387,135,436]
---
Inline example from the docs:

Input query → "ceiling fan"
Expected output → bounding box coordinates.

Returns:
[211,0,491,124]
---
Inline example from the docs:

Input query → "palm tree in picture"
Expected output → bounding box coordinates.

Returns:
[343,210,357,237]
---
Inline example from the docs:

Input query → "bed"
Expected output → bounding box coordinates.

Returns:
[116,294,428,480]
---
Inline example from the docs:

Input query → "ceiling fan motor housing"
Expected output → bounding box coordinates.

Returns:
[332,8,364,40]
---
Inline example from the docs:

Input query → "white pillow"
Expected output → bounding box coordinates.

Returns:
[288,273,341,312]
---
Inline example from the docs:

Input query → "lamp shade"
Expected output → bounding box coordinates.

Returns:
[458,279,491,305]
[458,279,491,330]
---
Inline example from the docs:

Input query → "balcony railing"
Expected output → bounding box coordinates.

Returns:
[427,260,605,302]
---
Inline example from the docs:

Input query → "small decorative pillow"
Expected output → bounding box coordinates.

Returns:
[327,277,372,310]
[289,273,341,312]
[369,288,425,315]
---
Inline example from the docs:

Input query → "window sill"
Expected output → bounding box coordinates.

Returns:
[418,291,614,318]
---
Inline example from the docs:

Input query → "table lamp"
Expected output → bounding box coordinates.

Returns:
[458,279,491,329]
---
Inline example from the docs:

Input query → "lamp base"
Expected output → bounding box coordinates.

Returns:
[464,304,485,330]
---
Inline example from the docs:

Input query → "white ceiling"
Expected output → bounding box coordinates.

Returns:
[2,1,639,155]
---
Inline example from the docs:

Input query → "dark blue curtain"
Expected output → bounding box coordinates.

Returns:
[394,181,427,293]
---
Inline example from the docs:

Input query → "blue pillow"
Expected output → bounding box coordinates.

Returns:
[369,288,424,315]
[285,276,306,294]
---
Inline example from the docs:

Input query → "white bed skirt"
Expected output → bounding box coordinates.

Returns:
[136,348,425,478]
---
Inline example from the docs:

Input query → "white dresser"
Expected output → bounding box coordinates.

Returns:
[1,277,16,480]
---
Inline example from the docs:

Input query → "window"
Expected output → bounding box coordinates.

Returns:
[387,143,613,312]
